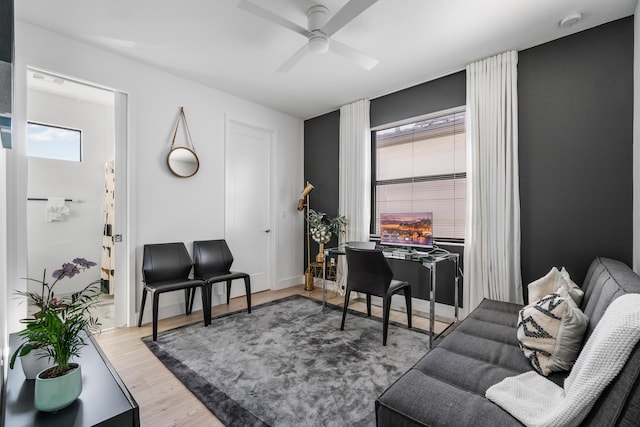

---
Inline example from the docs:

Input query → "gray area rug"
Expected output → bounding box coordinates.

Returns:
[143,295,429,426]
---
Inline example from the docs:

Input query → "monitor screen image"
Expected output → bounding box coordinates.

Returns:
[379,212,433,248]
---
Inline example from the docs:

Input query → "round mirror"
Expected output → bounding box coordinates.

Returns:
[167,147,200,178]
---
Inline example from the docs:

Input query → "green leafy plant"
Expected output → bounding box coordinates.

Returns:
[306,209,348,244]
[10,258,102,378]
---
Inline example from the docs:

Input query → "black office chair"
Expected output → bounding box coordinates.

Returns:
[341,247,412,346]
[138,242,209,341]
[191,239,252,318]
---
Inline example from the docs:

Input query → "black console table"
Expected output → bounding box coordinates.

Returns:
[5,333,140,427]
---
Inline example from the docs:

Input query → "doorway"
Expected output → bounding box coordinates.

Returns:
[225,119,273,297]
[25,68,124,330]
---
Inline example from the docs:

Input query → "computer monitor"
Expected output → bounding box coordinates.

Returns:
[379,212,433,249]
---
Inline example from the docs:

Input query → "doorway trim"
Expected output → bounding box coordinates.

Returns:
[18,66,133,328]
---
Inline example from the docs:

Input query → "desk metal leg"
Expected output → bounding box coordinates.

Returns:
[322,254,327,309]
[454,257,459,321]
[429,262,436,348]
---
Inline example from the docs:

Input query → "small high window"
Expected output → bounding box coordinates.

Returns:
[27,122,82,162]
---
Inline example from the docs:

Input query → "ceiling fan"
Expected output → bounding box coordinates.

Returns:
[238,0,379,72]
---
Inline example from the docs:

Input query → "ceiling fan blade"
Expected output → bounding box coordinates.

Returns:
[321,0,378,38]
[238,0,313,38]
[277,44,310,73]
[330,40,378,70]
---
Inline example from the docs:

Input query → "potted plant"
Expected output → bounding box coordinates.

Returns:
[306,209,348,263]
[10,258,101,412]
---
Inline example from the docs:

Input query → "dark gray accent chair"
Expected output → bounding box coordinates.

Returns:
[138,242,208,341]
[192,239,252,318]
[376,257,640,426]
[342,247,412,346]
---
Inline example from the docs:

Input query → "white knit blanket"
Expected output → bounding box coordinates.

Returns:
[486,293,640,427]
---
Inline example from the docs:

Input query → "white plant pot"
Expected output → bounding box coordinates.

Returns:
[20,349,54,380]
[34,363,82,412]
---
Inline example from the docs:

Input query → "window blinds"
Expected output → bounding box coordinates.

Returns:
[374,110,466,240]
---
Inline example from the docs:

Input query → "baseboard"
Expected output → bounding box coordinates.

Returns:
[274,276,303,290]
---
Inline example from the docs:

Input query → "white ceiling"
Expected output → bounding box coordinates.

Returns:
[16,0,637,120]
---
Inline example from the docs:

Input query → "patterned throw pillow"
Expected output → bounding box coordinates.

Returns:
[517,287,589,376]
[527,267,584,306]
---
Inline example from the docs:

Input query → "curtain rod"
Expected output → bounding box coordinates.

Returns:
[27,198,81,202]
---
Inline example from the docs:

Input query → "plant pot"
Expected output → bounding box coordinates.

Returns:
[20,349,54,380]
[34,363,82,412]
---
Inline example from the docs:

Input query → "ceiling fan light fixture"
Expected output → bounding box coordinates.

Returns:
[308,33,329,54]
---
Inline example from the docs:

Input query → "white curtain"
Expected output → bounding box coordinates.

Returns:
[465,51,523,311]
[338,99,371,292]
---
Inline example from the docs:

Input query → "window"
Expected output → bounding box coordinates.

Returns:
[27,122,82,162]
[373,108,466,241]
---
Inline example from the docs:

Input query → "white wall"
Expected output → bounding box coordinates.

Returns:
[7,21,304,331]
[1,147,8,383]
[26,89,113,295]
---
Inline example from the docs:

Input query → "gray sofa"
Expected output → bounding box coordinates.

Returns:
[376,257,640,426]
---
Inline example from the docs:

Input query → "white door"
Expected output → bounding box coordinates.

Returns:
[225,120,272,295]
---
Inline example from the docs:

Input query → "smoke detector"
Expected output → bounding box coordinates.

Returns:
[560,13,583,28]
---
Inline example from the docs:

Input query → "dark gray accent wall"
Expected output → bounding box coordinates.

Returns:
[304,16,634,305]
[303,110,341,261]
[370,71,466,128]
[519,16,634,291]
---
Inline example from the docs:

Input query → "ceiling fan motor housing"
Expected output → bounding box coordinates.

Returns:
[307,5,330,54]
[307,5,329,30]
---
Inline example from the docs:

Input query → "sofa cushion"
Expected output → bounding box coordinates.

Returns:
[376,368,521,427]
[517,287,589,375]
[414,347,524,394]
[581,258,640,338]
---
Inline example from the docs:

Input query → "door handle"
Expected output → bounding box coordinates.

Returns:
[264,229,271,233]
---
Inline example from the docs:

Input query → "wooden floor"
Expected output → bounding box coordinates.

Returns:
[95,285,451,427]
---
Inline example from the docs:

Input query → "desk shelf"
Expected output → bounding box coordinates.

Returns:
[308,261,336,281]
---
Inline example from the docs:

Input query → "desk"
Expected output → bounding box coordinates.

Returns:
[5,333,140,427]
[323,246,460,348]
